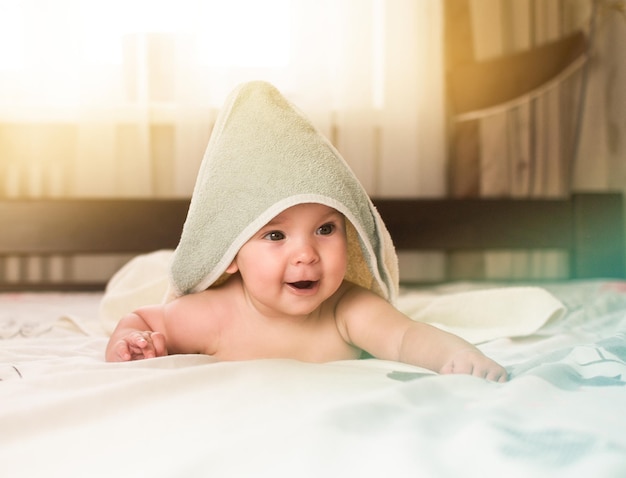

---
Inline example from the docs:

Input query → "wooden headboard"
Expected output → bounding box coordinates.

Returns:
[1,193,624,291]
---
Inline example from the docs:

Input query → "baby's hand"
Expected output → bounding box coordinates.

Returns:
[109,331,168,362]
[440,349,508,382]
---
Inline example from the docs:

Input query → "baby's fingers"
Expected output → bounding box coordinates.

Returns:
[440,350,508,382]
[128,332,157,358]
[106,331,166,362]
[149,332,168,357]
[470,361,508,382]
[128,332,168,359]
[485,366,508,383]
[110,340,133,362]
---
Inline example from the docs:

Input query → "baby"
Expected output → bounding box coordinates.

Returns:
[106,201,507,382]
[104,81,507,382]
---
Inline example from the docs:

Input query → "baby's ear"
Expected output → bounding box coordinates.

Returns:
[225,260,239,274]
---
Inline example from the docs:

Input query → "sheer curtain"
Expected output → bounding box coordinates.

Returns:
[0,0,446,199]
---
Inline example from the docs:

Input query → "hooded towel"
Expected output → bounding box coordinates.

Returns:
[167,81,399,302]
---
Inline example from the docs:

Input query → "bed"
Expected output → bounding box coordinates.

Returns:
[2,193,626,477]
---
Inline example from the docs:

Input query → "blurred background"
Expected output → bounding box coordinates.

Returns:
[1,0,624,282]
[1,0,623,200]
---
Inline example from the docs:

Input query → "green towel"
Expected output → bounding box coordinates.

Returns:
[167,81,399,303]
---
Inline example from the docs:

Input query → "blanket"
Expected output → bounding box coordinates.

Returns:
[4,280,626,478]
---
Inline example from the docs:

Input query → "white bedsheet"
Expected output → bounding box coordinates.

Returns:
[2,281,626,477]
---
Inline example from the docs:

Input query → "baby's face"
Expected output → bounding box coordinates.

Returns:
[226,203,348,317]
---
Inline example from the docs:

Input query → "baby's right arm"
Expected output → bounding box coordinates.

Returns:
[105,308,168,362]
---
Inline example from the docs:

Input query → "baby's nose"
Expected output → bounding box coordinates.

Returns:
[291,240,319,264]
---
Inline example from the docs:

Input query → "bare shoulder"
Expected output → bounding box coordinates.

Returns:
[156,286,233,355]
[334,281,397,318]
[334,281,413,360]
[333,282,404,331]
[166,280,237,314]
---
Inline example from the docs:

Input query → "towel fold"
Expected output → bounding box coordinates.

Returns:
[99,250,172,335]
[396,287,566,343]
[100,251,566,343]
[167,81,398,302]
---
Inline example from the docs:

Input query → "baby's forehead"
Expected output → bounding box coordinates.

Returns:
[270,203,343,221]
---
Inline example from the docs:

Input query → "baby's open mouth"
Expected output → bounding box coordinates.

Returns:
[289,280,317,290]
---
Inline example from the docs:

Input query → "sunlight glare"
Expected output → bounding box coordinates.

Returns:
[195,0,291,67]
[1,0,291,69]
[0,0,23,70]
[78,0,291,67]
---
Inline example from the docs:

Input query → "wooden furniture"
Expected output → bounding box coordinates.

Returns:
[1,193,624,291]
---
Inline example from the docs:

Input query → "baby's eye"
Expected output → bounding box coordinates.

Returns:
[263,231,285,241]
[317,223,335,235]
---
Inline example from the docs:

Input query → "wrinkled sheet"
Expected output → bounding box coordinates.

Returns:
[1,281,626,478]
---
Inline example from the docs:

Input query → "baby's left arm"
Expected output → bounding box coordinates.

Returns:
[336,285,508,382]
